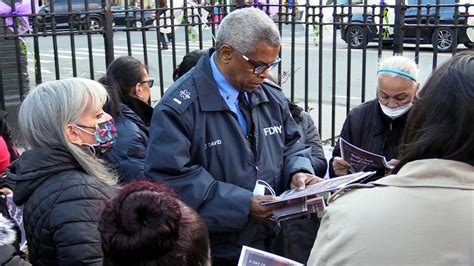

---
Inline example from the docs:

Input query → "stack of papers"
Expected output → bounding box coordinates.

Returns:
[238,245,304,266]
[262,171,375,221]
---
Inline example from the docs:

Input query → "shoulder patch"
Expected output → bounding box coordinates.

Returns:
[161,87,198,114]
[328,183,376,204]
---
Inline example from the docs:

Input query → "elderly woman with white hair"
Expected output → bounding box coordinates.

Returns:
[6,78,117,265]
[330,55,419,180]
[309,51,474,265]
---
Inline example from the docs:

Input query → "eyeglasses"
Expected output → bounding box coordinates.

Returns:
[233,49,281,75]
[140,78,154,87]
[75,123,96,133]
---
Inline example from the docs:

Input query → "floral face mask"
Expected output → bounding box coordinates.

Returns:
[74,119,118,156]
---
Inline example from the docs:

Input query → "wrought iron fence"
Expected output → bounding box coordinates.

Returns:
[1,0,473,144]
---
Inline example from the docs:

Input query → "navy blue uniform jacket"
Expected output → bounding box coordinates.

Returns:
[104,104,148,183]
[145,51,314,260]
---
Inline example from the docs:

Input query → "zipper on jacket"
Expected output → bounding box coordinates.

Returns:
[250,104,259,181]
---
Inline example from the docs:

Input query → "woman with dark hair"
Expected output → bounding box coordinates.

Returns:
[99,180,211,266]
[99,56,153,183]
[6,78,117,264]
[102,56,154,126]
[307,52,474,264]
[173,49,207,81]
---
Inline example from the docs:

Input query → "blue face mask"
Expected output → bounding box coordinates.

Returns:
[74,119,118,156]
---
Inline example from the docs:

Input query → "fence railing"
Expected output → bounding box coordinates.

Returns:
[1,0,473,144]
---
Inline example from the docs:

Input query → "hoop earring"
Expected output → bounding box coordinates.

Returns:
[82,143,96,156]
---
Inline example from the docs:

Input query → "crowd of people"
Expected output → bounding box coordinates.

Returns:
[0,6,472,266]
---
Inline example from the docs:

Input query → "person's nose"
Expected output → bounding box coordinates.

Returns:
[103,111,113,122]
[257,67,271,79]
[386,98,399,108]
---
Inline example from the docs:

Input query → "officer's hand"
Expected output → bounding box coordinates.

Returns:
[249,195,283,222]
[387,159,400,168]
[290,172,323,191]
[333,157,351,176]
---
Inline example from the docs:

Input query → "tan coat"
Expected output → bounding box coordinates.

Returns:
[308,159,474,266]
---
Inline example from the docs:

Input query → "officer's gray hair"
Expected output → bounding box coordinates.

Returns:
[216,7,281,55]
[378,55,419,84]
[18,78,117,185]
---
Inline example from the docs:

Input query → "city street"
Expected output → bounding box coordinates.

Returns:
[23,24,465,140]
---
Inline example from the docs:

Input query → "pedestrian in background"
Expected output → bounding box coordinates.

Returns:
[157,0,171,50]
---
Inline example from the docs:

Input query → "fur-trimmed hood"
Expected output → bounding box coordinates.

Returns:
[0,215,16,246]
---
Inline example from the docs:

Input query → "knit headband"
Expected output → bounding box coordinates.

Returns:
[377,68,417,82]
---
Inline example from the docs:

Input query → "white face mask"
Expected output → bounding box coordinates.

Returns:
[379,101,413,119]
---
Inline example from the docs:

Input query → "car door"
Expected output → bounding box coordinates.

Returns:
[112,6,126,25]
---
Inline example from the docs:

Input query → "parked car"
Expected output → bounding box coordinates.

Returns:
[326,0,365,27]
[112,6,155,27]
[341,0,474,51]
[35,0,105,31]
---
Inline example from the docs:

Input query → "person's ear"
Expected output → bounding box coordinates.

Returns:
[413,83,420,101]
[134,83,143,98]
[64,124,83,145]
[218,45,234,64]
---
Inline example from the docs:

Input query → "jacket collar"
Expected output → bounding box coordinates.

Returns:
[373,159,474,190]
[122,96,153,127]
[193,48,269,112]
[370,99,408,136]
[7,146,81,205]
[119,104,149,136]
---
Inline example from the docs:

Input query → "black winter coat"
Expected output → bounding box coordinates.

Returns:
[6,146,116,265]
[330,99,408,179]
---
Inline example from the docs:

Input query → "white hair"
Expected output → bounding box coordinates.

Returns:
[18,78,117,185]
[216,7,281,55]
[378,55,419,83]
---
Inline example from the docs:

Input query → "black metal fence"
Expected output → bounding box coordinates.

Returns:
[1,0,473,144]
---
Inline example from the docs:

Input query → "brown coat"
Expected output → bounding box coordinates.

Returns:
[308,159,474,265]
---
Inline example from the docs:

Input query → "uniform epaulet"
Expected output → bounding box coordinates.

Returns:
[328,183,376,204]
[161,86,197,114]
[263,78,282,91]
